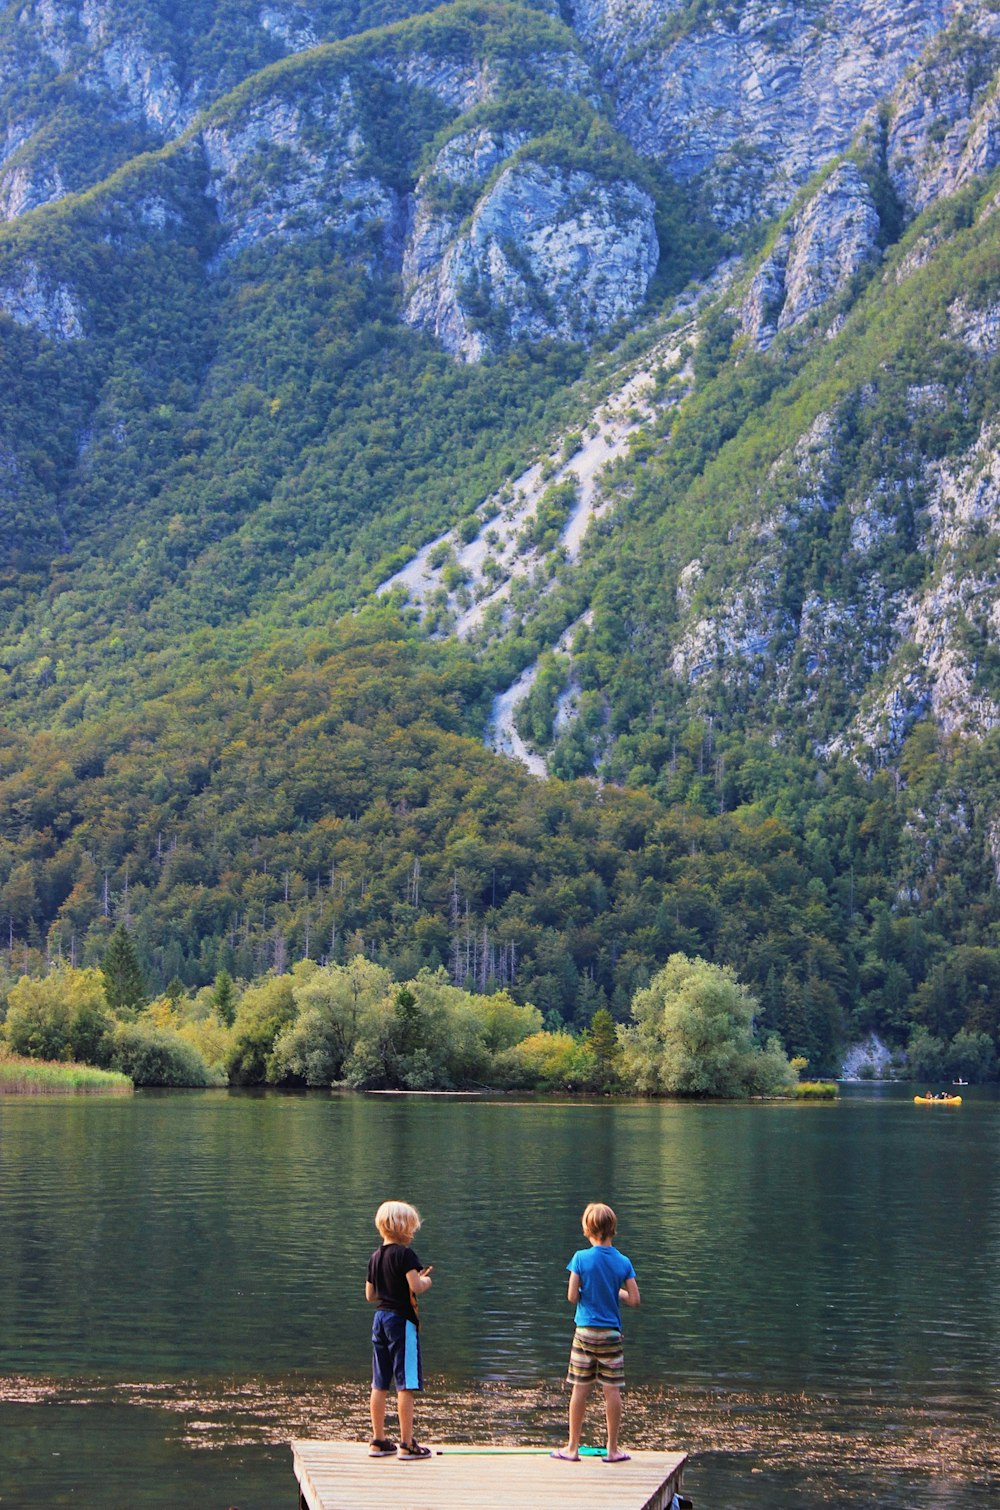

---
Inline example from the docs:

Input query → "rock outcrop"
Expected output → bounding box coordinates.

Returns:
[0,259,83,339]
[564,0,957,224]
[886,7,1000,214]
[740,162,882,347]
[201,80,400,262]
[22,0,188,134]
[403,157,659,359]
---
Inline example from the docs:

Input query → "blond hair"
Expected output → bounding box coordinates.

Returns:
[375,1200,421,1244]
[582,1202,617,1241]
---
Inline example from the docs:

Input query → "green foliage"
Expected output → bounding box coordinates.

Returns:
[907,1024,998,1083]
[0,1,999,1088]
[906,1026,947,1082]
[584,1005,620,1089]
[619,953,795,1097]
[514,652,569,750]
[494,1027,596,1090]
[212,968,236,1027]
[268,956,393,1084]
[945,1029,998,1083]
[109,1020,222,1087]
[227,972,298,1084]
[102,926,148,1015]
[3,969,112,1064]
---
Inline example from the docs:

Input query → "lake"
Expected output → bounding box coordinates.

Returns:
[1,1085,997,1507]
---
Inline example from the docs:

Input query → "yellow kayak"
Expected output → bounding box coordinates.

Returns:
[914,1094,962,1104]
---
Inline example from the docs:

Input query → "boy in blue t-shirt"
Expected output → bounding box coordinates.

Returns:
[551,1202,640,1463]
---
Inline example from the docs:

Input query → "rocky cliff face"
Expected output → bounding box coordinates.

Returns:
[21,0,188,132]
[4,1,1000,367]
[201,79,402,262]
[403,154,659,359]
[0,258,83,339]
[886,6,1000,213]
[564,0,957,223]
[740,162,883,346]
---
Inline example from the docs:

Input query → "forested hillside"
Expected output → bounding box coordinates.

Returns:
[2,0,1000,1076]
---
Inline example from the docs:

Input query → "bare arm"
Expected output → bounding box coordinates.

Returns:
[567,1271,581,1305]
[365,1280,377,1304]
[407,1265,434,1296]
[619,1277,641,1308]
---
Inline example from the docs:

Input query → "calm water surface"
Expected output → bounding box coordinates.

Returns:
[0,1086,997,1507]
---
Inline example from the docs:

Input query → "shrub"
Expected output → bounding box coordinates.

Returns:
[109,1022,222,1087]
[268,956,393,1085]
[3,969,113,1065]
[906,1027,947,1081]
[227,972,298,1084]
[945,1029,998,1083]
[495,1029,596,1090]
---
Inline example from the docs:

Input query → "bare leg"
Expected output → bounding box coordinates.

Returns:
[602,1384,626,1460]
[370,1387,387,1440]
[397,1388,415,1444]
[565,1382,591,1456]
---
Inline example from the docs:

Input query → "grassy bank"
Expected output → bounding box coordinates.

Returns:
[793,1080,839,1099]
[0,1055,133,1095]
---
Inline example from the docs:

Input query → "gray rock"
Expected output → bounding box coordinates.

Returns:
[0,160,68,221]
[403,159,659,360]
[741,163,882,347]
[201,80,399,262]
[563,0,955,225]
[886,8,1000,213]
[23,0,188,134]
[0,259,84,339]
[380,45,596,113]
[257,3,320,53]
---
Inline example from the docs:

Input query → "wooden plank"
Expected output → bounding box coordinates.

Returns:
[291,1440,687,1510]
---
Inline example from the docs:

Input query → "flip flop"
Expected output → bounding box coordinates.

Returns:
[603,1451,631,1463]
[550,1450,580,1461]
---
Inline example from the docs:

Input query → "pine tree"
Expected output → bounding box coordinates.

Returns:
[585,1006,621,1089]
[213,968,236,1026]
[102,925,147,1016]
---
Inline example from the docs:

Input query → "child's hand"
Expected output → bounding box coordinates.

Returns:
[420,1266,434,1281]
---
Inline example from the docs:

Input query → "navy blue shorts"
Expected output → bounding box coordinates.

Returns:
[371,1309,423,1392]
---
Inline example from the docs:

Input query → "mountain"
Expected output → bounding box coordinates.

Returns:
[1,0,999,1073]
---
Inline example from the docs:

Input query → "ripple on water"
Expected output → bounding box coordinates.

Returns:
[1,1088,998,1507]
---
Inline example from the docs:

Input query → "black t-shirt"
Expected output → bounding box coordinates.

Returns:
[368,1242,422,1325]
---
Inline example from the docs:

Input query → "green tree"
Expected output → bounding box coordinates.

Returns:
[906,1026,946,1082]
[585,1006,621,1089]
[102,926,147,1016]
[3,967,112,1063]
[227,972,298,1084]
[212,968,236,1027]
[268,957,393,1085]
[619,953,794,1097]
[944,1029,997,1084]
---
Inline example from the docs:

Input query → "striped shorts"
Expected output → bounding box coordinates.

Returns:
[566,1326,625,1387]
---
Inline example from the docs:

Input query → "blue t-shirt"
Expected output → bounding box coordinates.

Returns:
[567,1244,636,1329]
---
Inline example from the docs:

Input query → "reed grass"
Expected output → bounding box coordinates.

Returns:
[0,1054,133,1095]
[793,1080,838,1099]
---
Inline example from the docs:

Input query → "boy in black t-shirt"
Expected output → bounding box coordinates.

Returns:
[365,1199,434,1460]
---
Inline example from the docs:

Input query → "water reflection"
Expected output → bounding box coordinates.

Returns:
[1,1086,998,1506]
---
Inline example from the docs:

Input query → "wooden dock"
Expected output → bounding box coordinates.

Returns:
[291,1440,688,1510]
